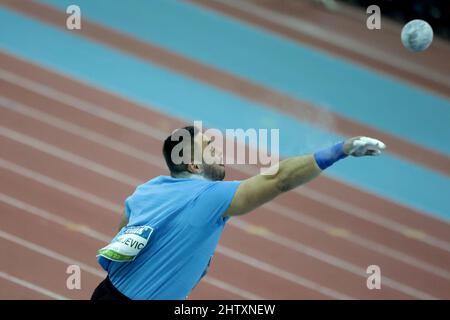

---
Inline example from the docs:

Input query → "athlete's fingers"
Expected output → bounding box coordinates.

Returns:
[365,149,381,156]
[360,137,386,150]
[348,136,386,157]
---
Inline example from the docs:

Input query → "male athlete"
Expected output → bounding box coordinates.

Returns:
[91,126,385,300]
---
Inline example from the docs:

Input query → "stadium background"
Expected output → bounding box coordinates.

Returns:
[0,0,449,299]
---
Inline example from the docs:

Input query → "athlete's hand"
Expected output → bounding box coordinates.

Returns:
[343,136,386,157]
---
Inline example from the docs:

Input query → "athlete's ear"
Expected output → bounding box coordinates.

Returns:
[187,163,203,174]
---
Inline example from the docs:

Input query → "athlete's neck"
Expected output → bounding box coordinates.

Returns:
[172,172,208,181]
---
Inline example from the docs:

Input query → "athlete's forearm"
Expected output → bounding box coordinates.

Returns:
[273,154,322,192]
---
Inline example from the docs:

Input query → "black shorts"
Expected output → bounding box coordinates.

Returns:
[91,276,130,300]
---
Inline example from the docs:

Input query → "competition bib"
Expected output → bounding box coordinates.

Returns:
[97,225,154,262]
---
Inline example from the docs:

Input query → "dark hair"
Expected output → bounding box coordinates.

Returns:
[162,126,199,175]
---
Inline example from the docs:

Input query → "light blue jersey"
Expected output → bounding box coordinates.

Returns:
[97,175,241,300]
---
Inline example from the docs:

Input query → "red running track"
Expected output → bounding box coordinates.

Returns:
[1,50,450,300]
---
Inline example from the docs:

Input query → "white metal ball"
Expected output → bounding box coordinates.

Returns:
[401,19,434,52]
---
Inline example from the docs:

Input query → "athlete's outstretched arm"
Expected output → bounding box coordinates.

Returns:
[224,136,385,217]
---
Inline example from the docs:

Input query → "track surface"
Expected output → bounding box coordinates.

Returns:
[1,0,450,300]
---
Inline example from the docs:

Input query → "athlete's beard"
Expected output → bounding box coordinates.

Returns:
[203,163,225,181]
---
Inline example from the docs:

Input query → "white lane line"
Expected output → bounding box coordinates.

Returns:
[208,0,450,87]
[216,245,353,300]
[0,96,162,166]
[0,158,122,214]
[0,229,105,278]
[230,219,437,300]
[264,201,450,281]
[202,276,264,300]
[2,69,449,254]
[0,193,264,300]
[2,96,449,281]
[0,126,140,187]
[239,161,450,253]
[0,70,167,140]
[297,187,450,254]
[0,192,112,243]
[0,271,69,300]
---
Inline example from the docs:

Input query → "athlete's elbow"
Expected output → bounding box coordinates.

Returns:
[275,174,292,193]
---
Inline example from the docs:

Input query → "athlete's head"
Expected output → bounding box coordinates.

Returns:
[162,126,225,181]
